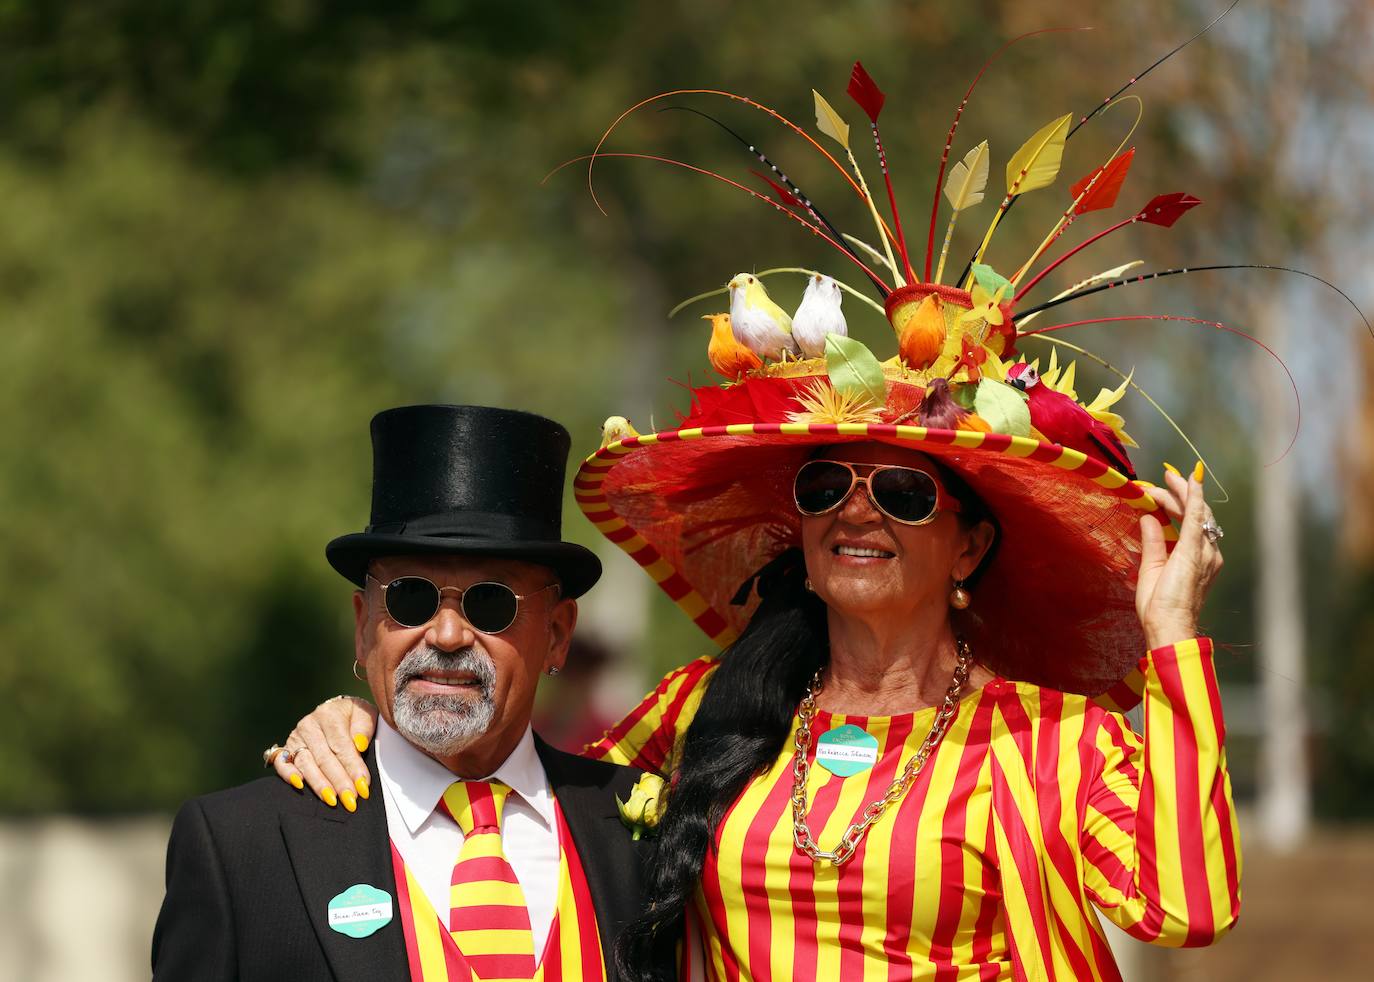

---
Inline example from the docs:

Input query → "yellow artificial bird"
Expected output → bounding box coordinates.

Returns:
[727,273,798,362]
[600,415,639,449]
[703,313,763,380]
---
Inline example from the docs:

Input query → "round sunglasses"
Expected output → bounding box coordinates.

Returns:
[367,574,561,633]
[793,459,962,526]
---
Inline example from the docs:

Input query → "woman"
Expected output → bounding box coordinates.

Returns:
[277,433,1233,981]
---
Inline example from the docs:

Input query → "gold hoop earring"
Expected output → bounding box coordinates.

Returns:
[949,579,971,610]
[352,659,367,682]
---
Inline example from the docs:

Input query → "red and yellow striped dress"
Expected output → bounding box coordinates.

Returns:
[587,638,1240,981]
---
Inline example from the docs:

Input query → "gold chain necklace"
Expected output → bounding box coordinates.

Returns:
[790,638,972,867]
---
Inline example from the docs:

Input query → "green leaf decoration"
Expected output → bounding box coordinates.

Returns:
[973,379,1031,437]
[951,381,978,411]
[824,334,886,407]
[971,263,1011,298]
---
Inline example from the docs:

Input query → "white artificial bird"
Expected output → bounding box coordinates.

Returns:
[791,273,847,358]
[727,272,799,362]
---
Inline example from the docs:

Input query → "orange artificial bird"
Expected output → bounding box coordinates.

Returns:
[895,293,947,370]
[704,313,763,380]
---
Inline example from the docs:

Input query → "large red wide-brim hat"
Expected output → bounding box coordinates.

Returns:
[575,375,1174,708]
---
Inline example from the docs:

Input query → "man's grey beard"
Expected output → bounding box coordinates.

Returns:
[391,644,497,757]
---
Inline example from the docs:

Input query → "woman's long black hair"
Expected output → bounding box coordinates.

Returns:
[614,546,826,980]
[613,457,995,981]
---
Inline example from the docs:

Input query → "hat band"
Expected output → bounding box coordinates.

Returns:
[367,509,557,540]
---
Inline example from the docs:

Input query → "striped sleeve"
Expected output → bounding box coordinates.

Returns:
[1079,637,1242,947]
[581,655,717,774]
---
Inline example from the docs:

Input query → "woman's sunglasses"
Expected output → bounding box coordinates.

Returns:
[793,459,962,526]
[366,575,561,633]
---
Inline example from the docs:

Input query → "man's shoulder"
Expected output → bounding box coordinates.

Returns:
[535,738,642,796]
[177,773,343,836]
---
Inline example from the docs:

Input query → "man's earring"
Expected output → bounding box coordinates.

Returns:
[352,659,367,682]
[804,578,815,592]
[546,666,561,677]
[949,579,971,610]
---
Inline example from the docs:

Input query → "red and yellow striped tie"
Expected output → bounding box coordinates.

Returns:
[440,780,538,981]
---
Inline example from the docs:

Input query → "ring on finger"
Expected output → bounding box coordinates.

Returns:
[282,746,310,765]
[1201,519,1224,545]
[262,744,288,768]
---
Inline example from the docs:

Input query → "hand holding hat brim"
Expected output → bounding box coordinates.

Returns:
[1135,465,1224,650]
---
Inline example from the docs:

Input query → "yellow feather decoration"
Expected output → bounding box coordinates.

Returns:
[943,141,991,210]
[966,113,1071,284]
[812,90,850,149]
[1009,98,1143,288]
[814,89,905,286]
[1040,349,1077,399]
[1004,112,1072,196]
[934,140,990,284]
[1084,373,1140,448]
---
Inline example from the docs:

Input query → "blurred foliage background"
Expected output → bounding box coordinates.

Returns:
[0,0,1371,817]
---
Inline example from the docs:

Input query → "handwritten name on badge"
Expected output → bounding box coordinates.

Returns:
[815,723,880,777]
[327,883,394,938]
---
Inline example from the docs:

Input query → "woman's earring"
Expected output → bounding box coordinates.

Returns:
[804,577,815,592]
[546,666,561,677]
[949,579,971,610]
[352,659,367,682]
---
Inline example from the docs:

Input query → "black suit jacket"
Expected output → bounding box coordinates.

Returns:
[152,738,647,981]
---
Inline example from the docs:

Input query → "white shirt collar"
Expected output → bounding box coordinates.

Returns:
[375,718,555,836]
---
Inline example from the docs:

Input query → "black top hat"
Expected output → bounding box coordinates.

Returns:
[326,405,602,597]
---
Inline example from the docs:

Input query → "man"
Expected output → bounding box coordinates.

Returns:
[152,404,649,981]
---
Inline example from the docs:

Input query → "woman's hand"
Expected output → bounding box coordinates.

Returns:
[1135,463,1224,650]
[271,695,379,809]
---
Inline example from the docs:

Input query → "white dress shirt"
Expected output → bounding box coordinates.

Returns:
[375,719,561,949]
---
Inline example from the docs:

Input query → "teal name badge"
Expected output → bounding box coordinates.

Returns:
[327,883,393,938]
[815,723,880,777]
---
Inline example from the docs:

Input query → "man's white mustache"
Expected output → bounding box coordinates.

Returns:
[394,645,496,696]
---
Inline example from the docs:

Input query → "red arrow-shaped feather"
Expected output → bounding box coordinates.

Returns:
[1137,191,1203,227]
[750,169,803,209]
[847,61,885,123]
[1016,190,1202,303]
[1070,148,1135,215]
[844,60,913,281]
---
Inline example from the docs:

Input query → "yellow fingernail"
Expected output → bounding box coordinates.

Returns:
[340,790,357,813]
[355,777,370,800]
[322,786,338,808]
[1192,460,1205,483]
[1163,461,1181,477]
[353,734,370,753]
[289,773,304,791]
